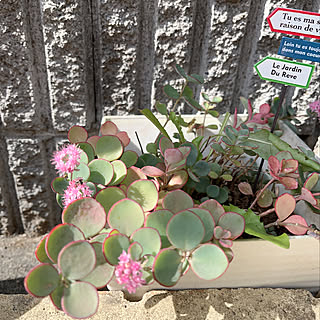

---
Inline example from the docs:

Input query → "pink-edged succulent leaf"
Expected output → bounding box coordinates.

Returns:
[162,190,194,213]
[296,187,317,206]
[219,239,233,248]
[68,125,88,143]
[100,121,118,136]
[141,166,165,177]
[304,173,319,191]
[238,182,253,196]
[217,212,245,240]
[257,188,273,208]
[87,135,100,152]
[167,170,188,189]
[178,146,191,160]
[281,159,298,174]
[159,137,174,156]
[164,148,184,165]
[278,176,298,190]
[121,166,147,187]
[116,131,130,147]
[274,193,296,221]
[199,199,225,224]
[259,103,271,115]
[268,155,280,176]
[213,226,223,239]
[282,215,308,235]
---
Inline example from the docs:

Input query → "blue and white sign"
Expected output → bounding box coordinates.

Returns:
[278,37,320,63]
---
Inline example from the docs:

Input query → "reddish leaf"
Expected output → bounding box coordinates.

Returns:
[164,149,183,165]
[141,166,165,177]
[238,182,253,196]
[281,159,298,173]
[259,103,271,115]
[100,121,118,135]
[268,156,280,175]
[219,239,233,248]
[282,215,308,235]
[278,176,298,190]
[275,193,296,221]
[304,173,319,191]
[116,131,130,147]
[296,187,317,206]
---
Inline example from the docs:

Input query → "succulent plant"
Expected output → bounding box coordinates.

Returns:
[25,64,320,319]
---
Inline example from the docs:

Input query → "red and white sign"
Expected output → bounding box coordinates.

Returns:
[267,8,320,39]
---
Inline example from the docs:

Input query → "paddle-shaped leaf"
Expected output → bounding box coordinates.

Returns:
[275,193,296,221]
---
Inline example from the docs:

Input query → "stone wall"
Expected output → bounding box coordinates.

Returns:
[0,0,319,235]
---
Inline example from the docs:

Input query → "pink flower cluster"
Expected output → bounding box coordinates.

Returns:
[115,251,145,293]
[63,179,93,207]
[52,144,81,176]
[309,100,320,121]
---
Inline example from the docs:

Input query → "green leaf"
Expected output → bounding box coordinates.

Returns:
[25,264,59,297]
[155,101,168,115]
[169,111,185,143]
[183,95,203,111]
[58,241,96,280]
[140,109,171,140]
[202,93,211,101]
[51,177,69,194]
[182,86,193,99]
[131,227,161,256]
[192,161,210,177]
[103,234,130,265]
[120,150,138,168]
[211,96,223,104]
[188,208,215,242]
[190,244,229,280]
[163,84,180,100]
[35,235,53,264]
[208,110,219,118]
[190,73,204,84]
[207,185,220,198]
[146,142,158,154]
[163,190,194,213]
[96,135,123,161]
[167,210,204,250]
[227,205,290,249]
[153,248,182,287]
[95,186,126,215]
[62,281,98,319]
[206,124,218,130]
[87,159,114,185]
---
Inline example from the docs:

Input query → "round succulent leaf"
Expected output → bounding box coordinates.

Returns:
[50,284,64,310]
[221,174,233,182]
[58,240,96,280]
[159,137,174,156]
[108,199,144,236]
[128,242,143,261]
[275,193,296,221]
[96,135,123,161]
[190,244,229,280]
[131,227,161,256]
[87,159,114,185]
[24,264,59,297]
[214,187,229,204]
[153,249,183,287]
[162,190,193,213]
[103,233,130,265]
[164,148,183,166]
[46,223,85,263]
[206,185,220,198]
[56,193,63,208]
[116,131,130,147]
[195,176,210,193]
[298,187,317,206]
[257,188,273,208]
[217,212,245,239]
[62,281,98,319]
[168,170,188,189]
[62,198,106,238]
[238,182,253,196]
[87,182,97,195]
[71,162,90,181]
[120,150,138,168]
[79,149,89,165]
[100,121,118,135]
[199,199,225,223]
[181,142,198,166]
[78,142,95,163]
[95,186,126,215]
[282,215,308,235]
[68,125,88,143]
[90,232,109,243]
[35,235,53,264]
[304,173,319,191]
[81,242,114,288]
[51,177,69,194]
[109,160,127,185]
[121,166,147,187]
[188,208,215,242]
[127,179,158,212]
[145,209,173,248]
[167,210,205,251]
[192,161,210,177]
[87,135,100,154]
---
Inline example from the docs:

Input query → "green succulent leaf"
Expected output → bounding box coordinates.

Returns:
[163,84,180,100]
[183,95,203,111]
[153,248,182,287]
[155,101,168,115]
[120,150,138,168]
[58,240,96,280]
[131,227,162,256]
[167,210,204,251]
[71,162,90,181]
[190,244,229,280]
[78,142,95,163]
[192,161,210,177]
[35,235,53,264]
[87,159,114,185]
[206,185,220,198]
[81,242,114,288]
[217,212,245,239]
[51,177,69,194]
[145,209,173,248]
[62,281,98,319]
[188,208,215,242]
[110,160,127,185]
[50,285,64,310]
[103,233,130,265]
[62,198,106,238]
[162,190,194,213]
[46,223,85,263]
[95,186,126,215]
[128,242,143,261]
[25,264,59,297]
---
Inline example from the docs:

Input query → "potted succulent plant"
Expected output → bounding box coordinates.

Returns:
[24,65,320,319]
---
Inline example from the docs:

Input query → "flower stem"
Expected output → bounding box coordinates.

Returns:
[249,178,276,210]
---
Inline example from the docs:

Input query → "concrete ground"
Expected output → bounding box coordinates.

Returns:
[0,235,319,320]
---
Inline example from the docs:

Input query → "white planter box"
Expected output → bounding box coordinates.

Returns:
[103,115,320,295]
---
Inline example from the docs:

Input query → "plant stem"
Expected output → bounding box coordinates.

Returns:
[258,207,275,217]
[249,178,276,210]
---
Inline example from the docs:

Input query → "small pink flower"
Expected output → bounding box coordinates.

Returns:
[309,100,320,121]
[52,144,81,176]
[115,251,145,294]
[63,179,92,207]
